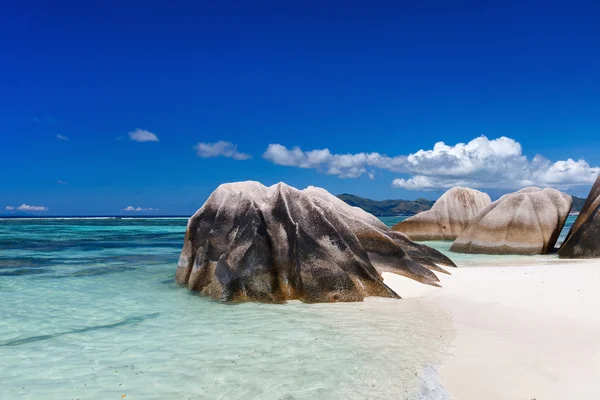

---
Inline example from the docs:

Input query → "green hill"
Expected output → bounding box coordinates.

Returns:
[572,196,586,213]
[337,194,434,216]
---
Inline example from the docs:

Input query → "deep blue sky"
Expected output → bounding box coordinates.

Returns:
[1,0,599,215]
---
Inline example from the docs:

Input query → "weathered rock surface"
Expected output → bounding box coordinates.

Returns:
[450,187,572,255]
[559,175,600,258]
[392,187,491,241]
[176,181,456,303]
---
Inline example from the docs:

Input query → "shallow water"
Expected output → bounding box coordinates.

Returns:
[0,214,576,398]
[0,218,454,400]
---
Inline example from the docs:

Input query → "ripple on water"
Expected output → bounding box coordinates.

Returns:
[0,217,455,400]
[0,268,52,277]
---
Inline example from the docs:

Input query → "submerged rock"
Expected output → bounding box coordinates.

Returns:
[450,187,572,255]
[559,175,600,258]
[392,187,491,241]
[176,181,456,303]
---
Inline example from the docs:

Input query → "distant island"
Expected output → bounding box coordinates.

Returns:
[572,195,586,213]
[337,194,435,216]
[338,193,586,217]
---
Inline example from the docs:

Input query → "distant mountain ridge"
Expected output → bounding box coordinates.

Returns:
[337,194,435,216]
[337,193,586,217]
[572,196,586,213]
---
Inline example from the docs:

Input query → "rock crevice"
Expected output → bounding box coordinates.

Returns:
[559,175,600,258]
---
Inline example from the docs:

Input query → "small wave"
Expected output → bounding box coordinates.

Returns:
[0,217,117,220]
[0,313,161,347]
[0,216,189,220]
[415,364,450,400]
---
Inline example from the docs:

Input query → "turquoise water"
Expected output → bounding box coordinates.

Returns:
[0,218,454,400]
[0,215,576,399]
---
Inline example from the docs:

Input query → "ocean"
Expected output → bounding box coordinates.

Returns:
[0,215,575,399]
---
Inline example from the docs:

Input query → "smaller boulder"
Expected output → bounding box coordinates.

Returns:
[450,187,572,255]
[392,187,491,241]
[558,175,600,258]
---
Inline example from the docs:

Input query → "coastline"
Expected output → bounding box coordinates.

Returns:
[384,260,600,400]
[3,216,599,399]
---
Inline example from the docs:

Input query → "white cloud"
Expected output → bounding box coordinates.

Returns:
[122,206,159,212]
[194,141,251,160]
[263,136,600,190]
[56,134,69,141]
[262,144,406,178]
[17,204,48,211]
[391,136,600,190]
[5,206,14,210]
[129,129,159,142]
[57,180,67,184]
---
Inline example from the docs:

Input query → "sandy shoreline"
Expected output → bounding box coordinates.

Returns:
[384,260,600,400]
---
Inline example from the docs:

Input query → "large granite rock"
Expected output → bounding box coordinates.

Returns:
[559,176,600,258]
[392,187,491,241]
[176,181,456,303]
[450,187,572,255]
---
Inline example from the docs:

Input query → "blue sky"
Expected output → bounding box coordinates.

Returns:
[1,0,599,215]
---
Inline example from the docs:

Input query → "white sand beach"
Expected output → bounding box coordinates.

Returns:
[384,261,600,400]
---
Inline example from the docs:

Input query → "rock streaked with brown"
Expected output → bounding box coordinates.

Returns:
[450,187,572,255]
[558,175,600,258]
[391,187,491,241]
[176,181,456,303]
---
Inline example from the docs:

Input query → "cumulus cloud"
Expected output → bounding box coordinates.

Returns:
[129,129,159,142]
[56,134,69,141]
[263,144,406,178]
[264,136,600,190]
[194,141,251,160]
[391,136,600,190]
[122,206,159,212]
[57,180,67,184]
[16,204,48,211]
[5,206,14,210]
